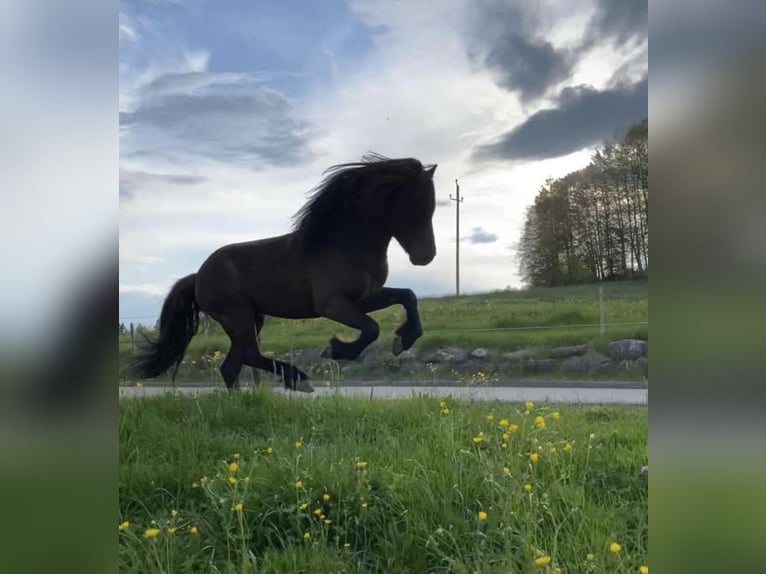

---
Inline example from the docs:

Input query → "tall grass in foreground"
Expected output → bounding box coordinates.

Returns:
[119,389,648,573]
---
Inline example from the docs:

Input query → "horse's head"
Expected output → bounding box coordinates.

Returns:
[389,164,437,266]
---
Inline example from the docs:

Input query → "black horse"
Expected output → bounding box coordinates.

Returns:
[130,153,438,391]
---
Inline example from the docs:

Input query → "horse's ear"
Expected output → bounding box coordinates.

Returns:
[424,164,437,178]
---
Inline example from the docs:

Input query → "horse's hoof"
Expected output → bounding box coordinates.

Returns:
[294,379,314,393]
[392,335,404,356]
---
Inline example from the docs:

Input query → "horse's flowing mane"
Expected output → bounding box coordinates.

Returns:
[291,153,428,250]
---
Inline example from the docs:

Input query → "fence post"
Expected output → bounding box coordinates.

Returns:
[599,287,605,337]
[130,322,135,354]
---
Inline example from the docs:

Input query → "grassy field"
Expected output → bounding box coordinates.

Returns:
[119,280,648,384]
[119,389,648,573]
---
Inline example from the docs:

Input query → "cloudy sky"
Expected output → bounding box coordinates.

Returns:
[119,0,647,325]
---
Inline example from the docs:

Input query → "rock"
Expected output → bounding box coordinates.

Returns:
[635,356,648,373]
[523,358,557,372]
[470,347,489,359]
[549,345,589,358]
[503,348,536,360]
[607,339,647,360]
[561,351,613,373]
[423,346,468,364]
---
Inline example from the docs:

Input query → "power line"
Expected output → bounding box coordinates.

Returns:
[449,179,464,297]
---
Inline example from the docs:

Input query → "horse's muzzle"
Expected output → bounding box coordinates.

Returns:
[410,250,435,266]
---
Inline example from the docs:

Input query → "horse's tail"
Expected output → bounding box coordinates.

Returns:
[130,273,200,380]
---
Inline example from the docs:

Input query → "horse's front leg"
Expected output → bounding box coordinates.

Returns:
[317,295,380,361]
[358,287,423,356]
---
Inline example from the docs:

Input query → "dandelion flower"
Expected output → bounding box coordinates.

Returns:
[501,442,508,449]
[485,414,494,422]
[323,519,331,525]
[189,526,198,535]
[295,441,302,448]
[295,480,303,488]
[356,461,368,470]
[228,462,239,472]
[171,509,178,518]
[529,453,539,464]
[499,418,510,428]
[323,493,331,502]
[639,566,648,574]
[534,416,546,429]
[361,502,368,508]
[549,447,557,454]
[524,484,532,492]
[144,528,160,539]
[534,556,551,567]
[167,527,177,534]
[233,453,240,460]
[509,423,519,433]
[118,521,129,531]
[609,542,622,553]
[563,442,573,452]
[266,447,274,455]
[589,433,596,440]
[472,435,484,444]
[503,466,510,474]
[439,400,447,408]
[525,401,534,411]
[477,511,488,521]
[233,502,243,512]
[586,553,594,561]
[441,408,450,415]
[551,411,560,421]
[313,508,323,516]
[228,476,238,485]
[303,532,311,540]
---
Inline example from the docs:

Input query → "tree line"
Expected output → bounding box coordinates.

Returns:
[517,118,648,287]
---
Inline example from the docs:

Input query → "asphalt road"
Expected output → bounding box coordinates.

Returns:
[119,381,647,406]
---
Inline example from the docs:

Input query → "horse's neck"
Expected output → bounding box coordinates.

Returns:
[336,228,391,262]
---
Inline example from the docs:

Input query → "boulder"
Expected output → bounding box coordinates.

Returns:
[607,339,647,360]
[470,347,489,359]
[549,345,589,358]
[562,351,613,373]
[423,346,468,364]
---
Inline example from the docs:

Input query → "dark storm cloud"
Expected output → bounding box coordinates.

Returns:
[464,1,576,103]
[463,227,499,244]
[585,0,648,47]
[120,74,317,168]
[472,76,647,162]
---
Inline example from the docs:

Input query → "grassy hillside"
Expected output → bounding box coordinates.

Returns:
[119,389,648,573]
[120,280,647,384]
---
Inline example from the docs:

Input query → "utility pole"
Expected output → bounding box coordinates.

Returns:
[449,179,464,296]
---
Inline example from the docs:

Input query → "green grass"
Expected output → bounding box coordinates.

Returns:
[119,389,648,573]
[119,281,648,383]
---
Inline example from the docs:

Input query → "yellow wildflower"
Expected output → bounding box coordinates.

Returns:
[171,509,178,518]
[472,435,484,444]
[509,423,519,433]
[485,414,494,422]
[441,407,450,415]
[503,466,510,474]
[323,493,331,502]
[295,480,303,488]
[243,476,250,483]
[233,453,240,460]
[499,418,510,428]
[639,567,648,574]
[589,433,596,440]
[344,542,351,548]
[167,527,177,534]
[300,502,308,511]
[266,447,273,455]
[144,528,160,539]
[534,556,551,567]
[228,462,239,472]
[228,476,238,485]
[609,542,622,553]
[323,519,331,525]
[356,461,368,470]
[313,508,323,516]
[529,453,540,463]
[295,441,302,448]
[118,521,129,531]
[189,525,198,535]
[586,553,594,561]
[303,532,311,540]
[233,502,243,512]
[501,442,508,449]
[525,401,534,411]
[549,447,557,454]
[553,568,562,574]
[439,400,446,408]
[502,431,511,441]
[534,415,546,429]
[477,511,488,521]
[361,502,368,508]
[563,442,573,452]
[551,411,560,421]
[524,484,532,492]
